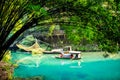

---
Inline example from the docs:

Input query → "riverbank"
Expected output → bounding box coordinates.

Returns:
[81,52,120,62]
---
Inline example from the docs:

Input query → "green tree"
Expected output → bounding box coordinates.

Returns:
[0,0,120,60]
[0,0,46,60]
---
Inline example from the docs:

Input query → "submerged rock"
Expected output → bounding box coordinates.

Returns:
[103,53,109,58]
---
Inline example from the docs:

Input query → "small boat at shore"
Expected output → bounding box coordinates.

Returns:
[55,56,81,60]
[54,46,81,59]
[44,46,81,59]
[56,51,81,60]
[55,58,81,60]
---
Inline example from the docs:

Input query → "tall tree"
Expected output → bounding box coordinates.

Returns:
[0,0,120,60]
[0,0,39,60]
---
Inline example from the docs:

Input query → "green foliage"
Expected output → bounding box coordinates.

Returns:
[54,25,60,30]
[99,40,119,53]
[27,3,47,17]
[63,25,80,44]
[0,0,120,61]
[11,20,23,34]
[48,24,55,36]
[20,35,36,46]
[1,50,13,80]
[2,51,11,63]
[82,26,95,42]
[63,24,96,45]
[0,0,33,60]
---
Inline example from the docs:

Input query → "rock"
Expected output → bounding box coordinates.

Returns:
[103,53,109,58]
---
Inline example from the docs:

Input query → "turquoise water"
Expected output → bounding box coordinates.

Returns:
[11,51,120,80]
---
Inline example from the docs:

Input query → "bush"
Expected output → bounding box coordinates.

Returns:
[0,51,14,80]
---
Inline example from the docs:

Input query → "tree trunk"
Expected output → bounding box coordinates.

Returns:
[0,19,37,61]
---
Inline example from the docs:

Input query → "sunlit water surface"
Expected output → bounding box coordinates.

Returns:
[11,51,120,80]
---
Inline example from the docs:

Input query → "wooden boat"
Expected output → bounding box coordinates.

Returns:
[44,46,81,59]
[55,46,81,59]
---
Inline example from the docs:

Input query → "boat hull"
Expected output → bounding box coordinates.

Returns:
[55,57,81,60]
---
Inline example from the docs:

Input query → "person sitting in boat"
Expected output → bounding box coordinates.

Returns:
[75,54,79,59]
